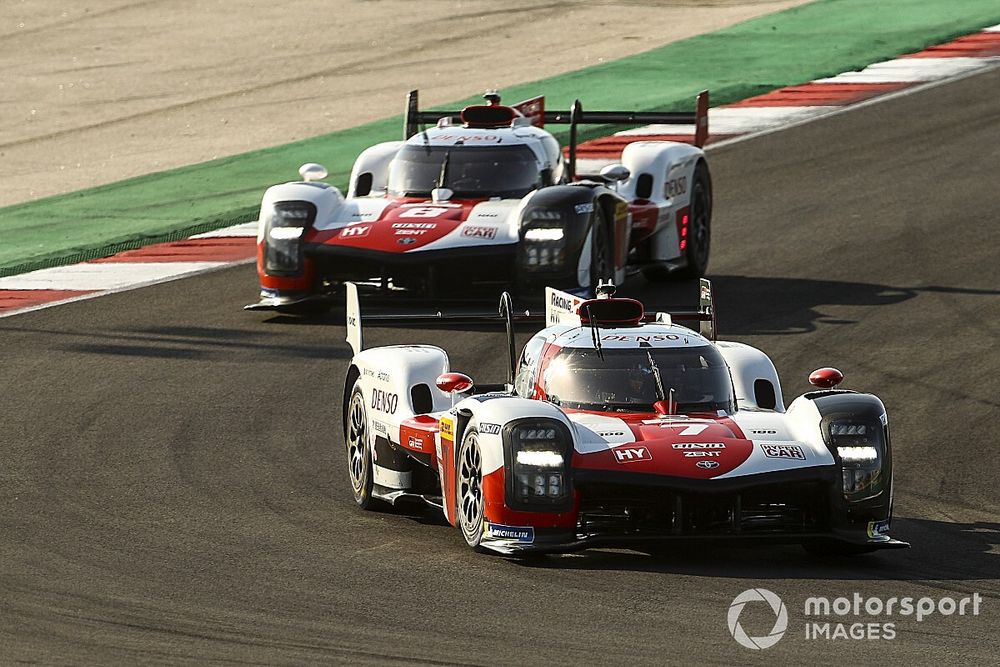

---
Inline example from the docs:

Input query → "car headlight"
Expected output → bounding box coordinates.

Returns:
[263,201,316,275]
[521,209,567,267]
[505,419,573,509]
[829,420,885,501]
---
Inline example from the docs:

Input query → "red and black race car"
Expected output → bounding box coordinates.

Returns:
[247,89,712,311]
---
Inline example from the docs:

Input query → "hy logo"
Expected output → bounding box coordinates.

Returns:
[613,447,651,463]
[728,588,788,650]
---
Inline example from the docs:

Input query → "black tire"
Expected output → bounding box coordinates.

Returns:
[345,383,380,510]
[642,160,712,281]
[456,429,486,550]
[589,204,614,294]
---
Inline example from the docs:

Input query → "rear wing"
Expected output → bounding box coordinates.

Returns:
[403,89,709,180]
[545,278,716,340]
[345,279,716,387]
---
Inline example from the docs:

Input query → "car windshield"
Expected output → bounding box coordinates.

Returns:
[542,345,735,413]
[388,144,542,199]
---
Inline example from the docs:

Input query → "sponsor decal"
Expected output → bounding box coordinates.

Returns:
[574,202,595,215]
[696,460,720,469]
[479,422,502,435]
[372,420,388,435]
[550,293,580,312]
[867,519,890,539]
[762,444,806,460]
[486,523,535,543]
[601,334,681,342]
[407,435,423,451]
[440,417,454,439]
[614,446,651,463]
[673,442,726,449]
[461,225,497,239]
[371,389,398,414]
[392,222,437,229]
[362,367,374,377]
[340,224,371,238]
[597,431,626,437]
[751,429,777,435]
[685,451,721,458]
[397,237,417,245]
[432,134,500,143]
[664,176,687,198]
[395,229,428,236]
[377,370,390,382]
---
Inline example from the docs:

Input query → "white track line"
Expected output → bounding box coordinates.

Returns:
[0,261,228,291]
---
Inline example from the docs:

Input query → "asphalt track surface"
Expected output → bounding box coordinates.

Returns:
[3,69,999,664]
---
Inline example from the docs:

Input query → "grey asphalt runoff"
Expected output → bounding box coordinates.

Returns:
[2,68,998,665]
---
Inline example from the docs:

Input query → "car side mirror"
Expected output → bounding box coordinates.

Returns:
[809,367,844,388]
[436,372,474,407]
[299,162,328,182]
[599,164,630,183]
[436,372,474,394]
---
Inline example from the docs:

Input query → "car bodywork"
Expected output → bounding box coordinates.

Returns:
[248,90,713,311]
[341,281,906,555]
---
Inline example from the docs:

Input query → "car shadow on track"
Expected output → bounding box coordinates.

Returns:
[632,275,1000,337]
[508,517,1000,581]
[256,275,1000,338]
[5,324,354,361]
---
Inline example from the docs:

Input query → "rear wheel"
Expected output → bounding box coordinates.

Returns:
[589,205,614,294]
[643,160,712,281]
[345,384,380,510]
[457,430,486,549]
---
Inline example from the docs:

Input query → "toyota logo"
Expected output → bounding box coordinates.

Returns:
[397,237,417,245]
[696,460,720,469]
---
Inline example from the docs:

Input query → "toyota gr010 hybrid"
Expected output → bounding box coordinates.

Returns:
[248,89,713,312]
[339,280,906,555]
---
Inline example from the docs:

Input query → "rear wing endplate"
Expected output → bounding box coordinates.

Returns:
[404,89,709,180]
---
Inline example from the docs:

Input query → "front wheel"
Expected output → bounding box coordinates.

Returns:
[457,429,486,549]
[345,384,380,510]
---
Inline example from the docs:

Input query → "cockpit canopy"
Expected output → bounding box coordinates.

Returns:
[537,345,735,414]
[387,144,545,199]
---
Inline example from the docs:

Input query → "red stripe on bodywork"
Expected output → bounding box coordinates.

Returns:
[482,468,578,529]
[399,414,440,465]
[91,237,256,263]
[0,289,97,311]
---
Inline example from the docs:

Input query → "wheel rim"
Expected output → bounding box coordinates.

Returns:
[689,182,710,268]
[458,435,483,538]
[346,391,368,496]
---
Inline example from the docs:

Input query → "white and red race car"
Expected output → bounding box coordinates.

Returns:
[248,89,712,311]
[341,280,906,555]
